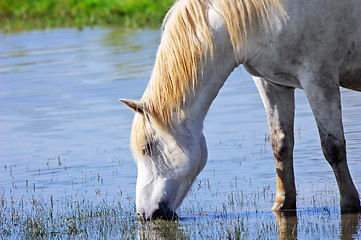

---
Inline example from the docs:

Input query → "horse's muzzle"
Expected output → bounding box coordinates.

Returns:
[140,202,178,221]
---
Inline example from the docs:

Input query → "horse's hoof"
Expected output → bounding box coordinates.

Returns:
[272,200,296,212]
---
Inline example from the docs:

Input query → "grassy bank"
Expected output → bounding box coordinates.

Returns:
[0,0,174,31]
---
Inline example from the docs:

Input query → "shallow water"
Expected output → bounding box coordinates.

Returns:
[1,27,361,239]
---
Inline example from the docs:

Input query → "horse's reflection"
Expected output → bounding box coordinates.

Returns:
[274,211,298,240]
[137,220,186,240]
[137,212,360,239]
[274,211,360,240]
[340,213,360,240]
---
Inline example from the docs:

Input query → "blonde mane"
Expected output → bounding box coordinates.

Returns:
[131,0,284,154]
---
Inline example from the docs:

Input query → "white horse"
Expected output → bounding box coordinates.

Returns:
[120,0,361,221]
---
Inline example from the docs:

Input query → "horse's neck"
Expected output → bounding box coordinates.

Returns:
[178,19,239,131]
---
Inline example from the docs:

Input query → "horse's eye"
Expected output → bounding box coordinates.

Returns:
[142,142,152,156]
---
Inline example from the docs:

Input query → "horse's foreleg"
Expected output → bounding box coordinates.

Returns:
[254,77,297,211]
[299,66,360,213]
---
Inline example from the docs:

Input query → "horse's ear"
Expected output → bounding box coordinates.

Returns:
[119,99,145,115]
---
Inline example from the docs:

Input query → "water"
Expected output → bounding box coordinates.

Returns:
[1,27,361,239]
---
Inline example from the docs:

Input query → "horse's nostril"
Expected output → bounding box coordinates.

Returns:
[137,212,147,222]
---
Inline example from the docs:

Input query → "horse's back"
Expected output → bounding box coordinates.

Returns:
[250,0,361,91]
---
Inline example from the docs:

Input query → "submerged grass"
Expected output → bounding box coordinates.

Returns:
[0,0,174,31]
[1,180,360,239]
[1,195,138,239]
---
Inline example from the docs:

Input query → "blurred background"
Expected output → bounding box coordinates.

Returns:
[0,0,174,31]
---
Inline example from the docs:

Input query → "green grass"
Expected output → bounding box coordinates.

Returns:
[0,0,174,31]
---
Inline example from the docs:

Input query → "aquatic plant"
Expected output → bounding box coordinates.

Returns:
[0,195,138,239]
[2,178,358,239]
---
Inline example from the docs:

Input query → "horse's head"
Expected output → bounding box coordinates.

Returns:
[120,99,208,221]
